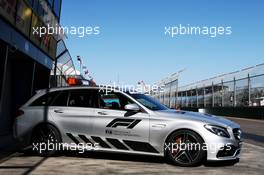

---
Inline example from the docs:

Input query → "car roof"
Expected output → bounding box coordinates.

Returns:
[35,85,139,94]
[23,85,151,114]
[37,86,99,92]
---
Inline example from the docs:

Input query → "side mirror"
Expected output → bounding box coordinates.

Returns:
[124,103,140,112]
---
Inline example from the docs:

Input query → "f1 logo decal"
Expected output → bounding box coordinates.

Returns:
[106,118,142,129]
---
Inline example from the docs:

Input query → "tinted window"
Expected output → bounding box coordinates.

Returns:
[31,91,60,106]
[100,93,121,110]
[52,90,69,106]
[130,94,168,111]
[99,91,133,110]
[68,90,99,108]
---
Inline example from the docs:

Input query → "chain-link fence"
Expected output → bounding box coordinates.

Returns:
[153,63,264,108]
[152,74,178,108]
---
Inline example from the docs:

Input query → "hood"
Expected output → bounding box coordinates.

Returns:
[154,109,240,128]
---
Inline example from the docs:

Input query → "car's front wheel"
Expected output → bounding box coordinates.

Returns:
[165,129,206,166]
[31,124,62,156]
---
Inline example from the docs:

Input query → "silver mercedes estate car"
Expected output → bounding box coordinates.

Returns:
[14,86,242,166]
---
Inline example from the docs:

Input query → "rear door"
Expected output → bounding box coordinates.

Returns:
[49,89,99,146]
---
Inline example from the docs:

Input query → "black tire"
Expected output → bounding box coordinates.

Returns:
[165,129,206,167]
[31,124,62,157]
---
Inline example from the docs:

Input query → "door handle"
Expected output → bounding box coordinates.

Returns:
[98,111,107,115]
[151,124,166,128]
[54,109,64,113]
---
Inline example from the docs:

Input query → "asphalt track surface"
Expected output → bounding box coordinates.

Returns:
[226,117,264,147]
[0,117,263,175]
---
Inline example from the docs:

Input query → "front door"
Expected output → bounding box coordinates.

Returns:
[92,90,157,153]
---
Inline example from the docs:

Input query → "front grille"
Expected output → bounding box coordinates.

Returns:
[233,128,242,140]
[217,145,238,158]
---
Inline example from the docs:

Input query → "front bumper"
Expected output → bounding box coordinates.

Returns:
[206,140,242,161]
[204,126,242,161]
[216,143,242,159]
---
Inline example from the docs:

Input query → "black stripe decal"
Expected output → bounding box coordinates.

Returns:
[127,120,141,129]
[66,133,80,144]
[78,134,93,144]
[91,136,111,148]
[106,118,134,127]
[106,138,129,150]
[112,122,131,128]
[123,140,159,153]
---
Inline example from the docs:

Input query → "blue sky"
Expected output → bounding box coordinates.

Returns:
[61,0,264,86]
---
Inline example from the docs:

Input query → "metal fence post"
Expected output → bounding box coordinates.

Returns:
[212,82,214,107]
[169,83,172,108]
[221,80,224,107]
[190,90,193,107]
[196,86,198,108]
[203,85,206,107]
[186,91,188,107]
[234,77,236,107]
[248,74,251,106]
[175,84,178,108]
[181,92,183,107]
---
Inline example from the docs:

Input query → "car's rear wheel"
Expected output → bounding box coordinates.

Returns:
[31,124,62,156]
[165,129,206,166]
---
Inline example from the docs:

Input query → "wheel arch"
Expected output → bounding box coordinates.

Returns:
[164,128,206,144]
[163,128,207,158]
[30,122,62,143]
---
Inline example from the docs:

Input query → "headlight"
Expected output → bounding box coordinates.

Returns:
[204,124,230,138]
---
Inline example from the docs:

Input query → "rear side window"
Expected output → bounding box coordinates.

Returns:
[51,90,69,106]
[30,91,60,106]
[68,89,99,108]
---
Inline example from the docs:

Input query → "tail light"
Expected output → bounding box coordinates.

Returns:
[15,109,24,118]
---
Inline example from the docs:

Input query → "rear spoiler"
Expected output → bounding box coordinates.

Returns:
[35,88,50,94]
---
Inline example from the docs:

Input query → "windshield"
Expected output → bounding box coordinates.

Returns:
[130,94,168,111]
